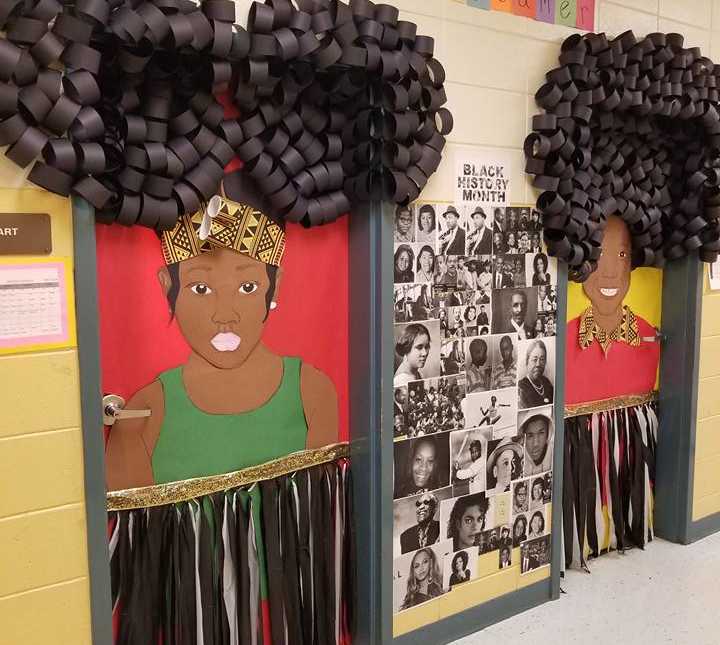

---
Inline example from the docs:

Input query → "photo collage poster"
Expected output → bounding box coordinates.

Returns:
[392,202,557,615]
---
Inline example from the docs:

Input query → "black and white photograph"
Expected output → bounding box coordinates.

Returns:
[459,303,488,337]
[394,205,416,244]
[407,374,465,434]
[475,256,493,295]
[512,513,528,547]
[485,436,524,496]
[517,338,556,410]
[441,338,466,376]
[464,205,494,256]
[488,333,518,391]
[528,506,548,540]
[491,255,526,289]
[491,287,539,339]
[415,244,437,283]
[438,205,465,256]
[405,378,441,437]
[520,535,551,575]
[450,428,490,492]
[535,312,557,338]
[464,388,517,435]
[414,203,437,247]
[439,492,494,550]
[477,526,500,554]
[444,306,467,338]
[393,487,454,556]
[537,284,557,313]
[492,491,512,529]
[393,541,452,612]
[518,406,554,476]
[529,475,547,511]
[525,251,558,287]
[394,385,408,439]
[465,337,492,394]
[394,243,416,284]
[444,548,479,589]
[498,524,513,549]
[393,319,442,387]
[394,284,437,323]
[393,434,451,500]
[512,478,529,514]
[542,471,552,504]
[499,544,512,569]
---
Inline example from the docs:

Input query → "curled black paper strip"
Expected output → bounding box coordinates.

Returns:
[526,31,720,280]
[0,0,452,229]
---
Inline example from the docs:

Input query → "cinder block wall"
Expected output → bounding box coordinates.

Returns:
[694,265,720,521]
[0,158,91,644]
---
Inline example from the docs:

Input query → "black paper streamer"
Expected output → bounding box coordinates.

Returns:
[526,31,720,281]
[0,0,452,229]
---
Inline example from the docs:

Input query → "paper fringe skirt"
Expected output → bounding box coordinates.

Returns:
[108,458,354,645]
[563,402,659,570]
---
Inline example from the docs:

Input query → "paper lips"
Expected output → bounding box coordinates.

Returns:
[525,31,720,282]
[0,0,452,229]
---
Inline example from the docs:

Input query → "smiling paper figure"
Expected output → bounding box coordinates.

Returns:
[565,215,661,404]
[105,173,338,490]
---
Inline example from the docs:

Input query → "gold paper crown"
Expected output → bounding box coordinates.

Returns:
[160,196,285,267]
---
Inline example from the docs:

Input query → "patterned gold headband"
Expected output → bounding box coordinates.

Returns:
[160,196,285,267]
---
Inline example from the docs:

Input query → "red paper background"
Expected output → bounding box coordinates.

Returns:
[96,217,350,441]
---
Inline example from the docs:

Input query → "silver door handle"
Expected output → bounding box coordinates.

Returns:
[103,394,151,426]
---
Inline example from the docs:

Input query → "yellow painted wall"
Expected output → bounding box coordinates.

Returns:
[0,165,92,644]
[693,266,720,521]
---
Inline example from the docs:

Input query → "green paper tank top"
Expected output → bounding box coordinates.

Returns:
[152,356,308,484]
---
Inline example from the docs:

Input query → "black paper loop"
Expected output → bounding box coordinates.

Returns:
[527,30,720,277]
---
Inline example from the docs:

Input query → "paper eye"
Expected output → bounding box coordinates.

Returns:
[190,283,212,295]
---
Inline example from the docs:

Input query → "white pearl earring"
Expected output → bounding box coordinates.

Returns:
[270,301,278,310]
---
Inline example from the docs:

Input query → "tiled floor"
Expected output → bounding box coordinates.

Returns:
[452,532,720,644]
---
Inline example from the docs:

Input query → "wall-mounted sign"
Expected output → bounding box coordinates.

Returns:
[0,213,51,256]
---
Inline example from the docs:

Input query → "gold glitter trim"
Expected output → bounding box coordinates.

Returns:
[564,392,658,419]
[106,442,350,511]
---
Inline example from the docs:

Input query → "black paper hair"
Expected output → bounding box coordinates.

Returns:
[0,0,452,230]
[525,31,720,282]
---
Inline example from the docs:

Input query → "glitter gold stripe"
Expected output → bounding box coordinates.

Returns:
[106,442,350,511]
[564,391,658,419]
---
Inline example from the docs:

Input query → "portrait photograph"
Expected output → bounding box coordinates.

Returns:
[512,478,529,514]
[527,505,549,540]
[464,388,518,436]
[517,406,554,477]
[439,492,495,551]
[528,475,548,511]
[393,434,451,499]
[535,311,557,338]
[525,251,558,288]
[414,202,438,249]
[464,336,493,394]
[463,204,494,256]
[477,526,501,555]
[491,287,539,339]
[393,319,442,387]
[485,436,524,496]
[437,204,465,257]
[393,541,452,613]
[444,548,479,590]
[393,487,454,557]
[394,204,416,244]
[394,243,417,284]
[511,512,529,547]
[414,244,437,284]
[487,333,518,391]
[517,337,556,410]
[537,284,557,313]
[450,427,491,492]
[444,306,467,338]
[393,385,409,439]
[520,535,551,575]
[498,544,512,569]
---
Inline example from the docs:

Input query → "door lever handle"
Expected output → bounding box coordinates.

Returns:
[103,394,151,426]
